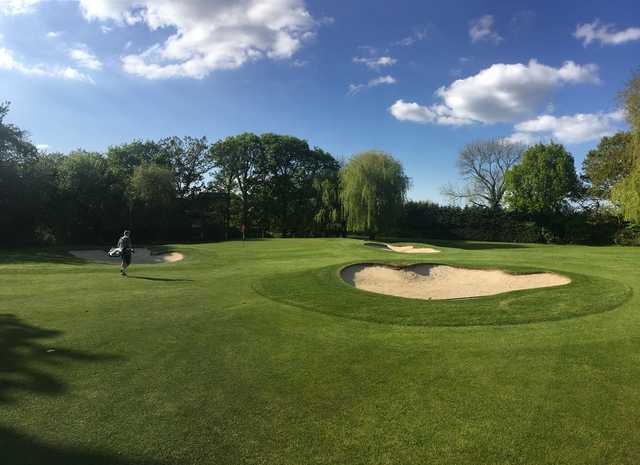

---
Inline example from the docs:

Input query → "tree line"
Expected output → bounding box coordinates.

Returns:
[1,70,639,246]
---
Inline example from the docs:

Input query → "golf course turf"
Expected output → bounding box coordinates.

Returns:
[2,238,640,464]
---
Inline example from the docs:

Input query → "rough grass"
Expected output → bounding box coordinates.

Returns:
[2,238,640,465]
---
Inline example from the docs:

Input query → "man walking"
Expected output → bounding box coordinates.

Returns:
[117,230,134,276]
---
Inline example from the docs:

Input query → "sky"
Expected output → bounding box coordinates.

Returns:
[1,0,639,202]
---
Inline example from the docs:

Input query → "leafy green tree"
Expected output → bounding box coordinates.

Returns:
[129,163,176,240]
[505,142,580,214]
[340,150,410,238]
[57,150,120,242]
[611,70,640,223]
[210,133,263,230]
[611,165,640,224]
[582,132,633,200]
[158,136,212,198]
[0,101,37,163]
[105,140,168,179]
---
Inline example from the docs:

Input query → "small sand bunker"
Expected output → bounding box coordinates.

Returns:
[70,248,183,264]
[365,242,440,254]
[342,264,570,300]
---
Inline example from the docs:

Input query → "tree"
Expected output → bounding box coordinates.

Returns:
[210,133,263,231]
[129,163,176,240]
[340,150,410,238]
[441,138,524,209]
[0,101,37,163]
[611,70,640,223]
[158,136,212,198]
[582,132,633,201]
[505,142,580,215]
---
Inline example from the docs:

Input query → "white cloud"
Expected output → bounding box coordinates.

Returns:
[349,75,396,94]
[389,99,473,126]
[46,31,62,39]
[0,0,41,15]
[469,15,502,44]
[291,59,307,67]
[511,110,626,144]
[394,28,428,47]
[0,46,94,83]
[100,25,112,34]
[390,59,600,126]
[69,45,103,70]
[77,0,320,79]
[353,55,397,69]
[36,143,49,151]
[575,19,640,46]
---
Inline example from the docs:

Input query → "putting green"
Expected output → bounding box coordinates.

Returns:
[255,261,630,326]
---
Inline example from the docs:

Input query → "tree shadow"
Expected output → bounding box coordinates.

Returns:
[0,314,121,403]
[423,239,530,250]
[127,276,193,282]
[0,249,85,265]
[0,426,167,465]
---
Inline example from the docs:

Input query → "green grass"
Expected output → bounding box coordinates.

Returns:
[2,238,640,465]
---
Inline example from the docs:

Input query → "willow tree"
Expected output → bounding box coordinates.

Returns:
[612,69,640,223]
[340,150,410,238]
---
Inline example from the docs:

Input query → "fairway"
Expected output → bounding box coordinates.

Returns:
[1,238,640,465]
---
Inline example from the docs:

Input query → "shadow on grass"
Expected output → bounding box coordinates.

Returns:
[0,249,85,265]
[424,239,530,250]
[0,427,166,465]
[0,314,122,403]
[127,276,193,282]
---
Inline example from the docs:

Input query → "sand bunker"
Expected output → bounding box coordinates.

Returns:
[341,264,570,300]
[70,248,183,264]
[366,242,440,254]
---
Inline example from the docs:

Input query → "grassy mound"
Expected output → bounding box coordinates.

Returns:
[255,261,631,326]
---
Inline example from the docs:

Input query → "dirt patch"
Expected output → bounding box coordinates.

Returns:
[69,248,184,264]
[341,264,570,300]
[365,242,440,254]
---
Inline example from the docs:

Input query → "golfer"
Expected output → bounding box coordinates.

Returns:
[117,230,134,276]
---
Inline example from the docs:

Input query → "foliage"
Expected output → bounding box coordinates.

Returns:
[441,138,524,209]
[158,136,212,198]
[340,150,410,238]
[582,131,633,200]
[611,163,640,224]
[505,142,580,214]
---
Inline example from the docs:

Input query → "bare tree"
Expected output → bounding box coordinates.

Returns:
[441,138,525,209]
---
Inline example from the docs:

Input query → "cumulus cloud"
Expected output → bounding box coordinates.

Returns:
[575,19,640,46]
[389,100,473,126]
[0,0,41,15]
[46,31,62,39]
[69,45,103,70]
[469,15,502,44]
[390,59,600,126]
[349,75,396,94]
[510,110,626,144]
[353,55,397,70]
[0,46,94,83]
[77,0,320,79]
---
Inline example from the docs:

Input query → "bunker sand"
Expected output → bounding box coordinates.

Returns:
[366,242,440,254]
[342,264,570,300]
[70,248,184,264]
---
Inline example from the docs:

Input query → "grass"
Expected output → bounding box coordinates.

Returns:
[1,238,640,465]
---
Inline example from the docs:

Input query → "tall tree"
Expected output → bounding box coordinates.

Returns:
[210,133,263,230]
[582,132,633,201]
[158,136,212,198]
[611,70,640,223]
[441,138,524,209]
[0,101,37,163]
[505,142,580,214]
[340,150,410,238]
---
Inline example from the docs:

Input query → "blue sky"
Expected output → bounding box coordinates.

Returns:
[1,0,639,201]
